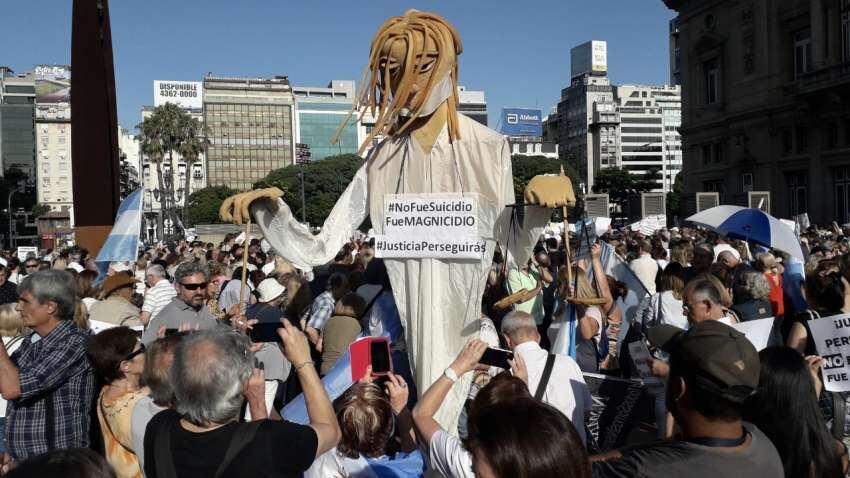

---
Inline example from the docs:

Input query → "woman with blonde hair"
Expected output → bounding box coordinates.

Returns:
[755,252,785,319]
[0,304,23,453]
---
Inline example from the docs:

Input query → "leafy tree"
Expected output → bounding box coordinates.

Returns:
[118,152,140,200]
[177,116,208,226]
[636,167,662,192]
[592,167,639,209]
[31,203,51,218]
[511,155,580,205]
[187,185,238,224]
[254,154,363,226]
[666,172,683,219]
[136,103,204,238]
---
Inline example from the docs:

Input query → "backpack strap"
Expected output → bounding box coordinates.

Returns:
[535,354,557,401]
[213,420,264,478]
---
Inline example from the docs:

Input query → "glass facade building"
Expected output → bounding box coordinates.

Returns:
[0,68,36,178]
[203,76,295,191]
[297,103,358,160]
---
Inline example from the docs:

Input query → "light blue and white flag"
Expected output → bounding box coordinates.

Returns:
[95,189,143,279]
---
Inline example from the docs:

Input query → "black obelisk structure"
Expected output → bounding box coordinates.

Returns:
[70,0,121,255]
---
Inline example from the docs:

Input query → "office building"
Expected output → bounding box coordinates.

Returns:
[457,86,488,126]
[557,41,682,193]
[0,67,36,178]
[32,65,73,213]
[203,74,295,191]
[557,41,616,192]
[662,0,850,223]
[293,80,363,161]
[118,126,140,177]
[614,85,682,192]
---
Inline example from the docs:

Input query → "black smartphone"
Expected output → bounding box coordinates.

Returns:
[479,347,514,369]
[248,322,283,343]
[370,339,393,375]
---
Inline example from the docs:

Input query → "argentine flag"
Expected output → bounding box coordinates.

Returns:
[95,189,143,277]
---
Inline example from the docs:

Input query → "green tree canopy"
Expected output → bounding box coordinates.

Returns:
[511,155,580,204]
[187,185,238,224]
[254,154,363,226]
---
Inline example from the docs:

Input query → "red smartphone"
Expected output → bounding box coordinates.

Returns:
[350,337,393,381]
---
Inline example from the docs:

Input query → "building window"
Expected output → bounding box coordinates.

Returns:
[835,167,850,224]
[786,171,807,216]
[704,59,719,104]
[794,29,813,78]
[843,1,850,62]
[742,173,754,192]
[828,122,839,149]
[702,144,712,165]
[796,126,809,153]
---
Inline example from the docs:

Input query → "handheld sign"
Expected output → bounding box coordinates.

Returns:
[807,314,850,392]
[732,317,773,351]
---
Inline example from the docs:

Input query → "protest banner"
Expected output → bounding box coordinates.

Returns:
[16,247,37,262]
[583,373,657,452]
[807,314,850,392]
[794,212,810,231]
[732,317,773,351]
[374,193,486,260]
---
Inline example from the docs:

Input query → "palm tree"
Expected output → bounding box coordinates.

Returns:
[177,116,208,228]
[136,103,185,240]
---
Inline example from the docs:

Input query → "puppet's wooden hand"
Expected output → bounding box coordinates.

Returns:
[523,168,576,209]
[219,187,285,225]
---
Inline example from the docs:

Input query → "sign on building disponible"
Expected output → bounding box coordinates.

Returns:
[153,81,203,109]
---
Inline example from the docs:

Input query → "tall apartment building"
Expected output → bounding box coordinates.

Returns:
[0,67,36,178]
[293,80,363,161]
[614,85,682,192]
[33,65,72,213]
[557,41,682,193]
[662,0,850,223]
[203,75,295,191]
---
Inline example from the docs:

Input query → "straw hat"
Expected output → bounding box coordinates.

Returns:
[101,274,138,298]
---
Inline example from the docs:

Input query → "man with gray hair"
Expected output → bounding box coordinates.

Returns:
[140,264,176,326]
[0,270,94,461]
[141,262,219,344]
[501,310,591,444]
[143,322,340,476]
[131,334,181,472]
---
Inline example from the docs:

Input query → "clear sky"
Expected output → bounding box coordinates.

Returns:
[2,0,676,131]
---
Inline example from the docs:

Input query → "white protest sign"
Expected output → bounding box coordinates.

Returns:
[374,194,486,260]
[16,247,37,262]
[808,314,850,392]
[732,317,773,351]
[594,217,612,236]
[89,320,143,335]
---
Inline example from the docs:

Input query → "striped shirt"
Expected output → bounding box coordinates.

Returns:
[141,279,176,321]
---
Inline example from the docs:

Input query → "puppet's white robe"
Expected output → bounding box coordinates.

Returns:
[253,114,550,429]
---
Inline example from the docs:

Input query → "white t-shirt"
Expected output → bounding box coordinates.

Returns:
[514,341,592,444]
[428,430,474,478]
[658,291,688,330]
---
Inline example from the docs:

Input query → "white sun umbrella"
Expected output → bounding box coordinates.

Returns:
[686,205,804,261]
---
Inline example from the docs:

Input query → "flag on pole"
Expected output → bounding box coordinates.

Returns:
[95,189,143,273]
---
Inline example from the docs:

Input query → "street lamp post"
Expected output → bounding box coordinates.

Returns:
[7,185,21,250]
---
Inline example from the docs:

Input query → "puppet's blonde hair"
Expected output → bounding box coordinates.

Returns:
[333,10,463,154]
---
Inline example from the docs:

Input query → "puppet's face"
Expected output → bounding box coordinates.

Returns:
[378,32,455,112]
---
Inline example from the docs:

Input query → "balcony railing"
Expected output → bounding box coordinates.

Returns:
[797,62,850,95]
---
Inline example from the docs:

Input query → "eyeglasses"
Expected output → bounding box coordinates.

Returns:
[122,342,145,363]
[180,282,209,290]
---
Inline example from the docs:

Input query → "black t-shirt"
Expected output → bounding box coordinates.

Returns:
[591,422,783,478]
[144,409,318,478]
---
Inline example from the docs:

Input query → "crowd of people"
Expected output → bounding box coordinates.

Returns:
[0,223,846,476]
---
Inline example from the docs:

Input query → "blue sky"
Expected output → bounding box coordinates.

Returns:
[2,1,676,131]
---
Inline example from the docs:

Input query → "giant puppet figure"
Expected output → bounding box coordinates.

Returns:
[220,10,575,428]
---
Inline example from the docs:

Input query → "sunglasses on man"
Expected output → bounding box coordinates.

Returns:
[180,282,209,290]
